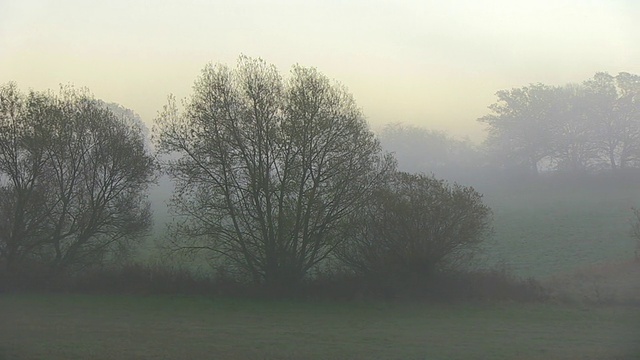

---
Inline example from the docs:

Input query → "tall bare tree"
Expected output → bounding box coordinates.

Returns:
[155,57,393,289]
[0,83,155,276]
[0,83,52,272]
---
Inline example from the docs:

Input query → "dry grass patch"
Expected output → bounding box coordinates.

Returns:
[546,258,640,305]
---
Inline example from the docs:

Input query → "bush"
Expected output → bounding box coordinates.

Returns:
[339,172,492,281]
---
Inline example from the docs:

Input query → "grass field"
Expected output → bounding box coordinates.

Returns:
[477,175,640,279]
[1,294,639,360]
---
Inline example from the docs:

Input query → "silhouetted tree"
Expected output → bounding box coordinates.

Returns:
[0,83,155,276]
[338,172,492,280]
[155,56,393,290]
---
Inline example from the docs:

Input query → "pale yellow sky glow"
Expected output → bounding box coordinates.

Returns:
[1,0,639,141]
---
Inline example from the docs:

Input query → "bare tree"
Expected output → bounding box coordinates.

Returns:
[155,56,393,290]
[0,84,56,273]
[0,83,155,276]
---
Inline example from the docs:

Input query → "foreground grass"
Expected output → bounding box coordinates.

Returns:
[0,294,638,360]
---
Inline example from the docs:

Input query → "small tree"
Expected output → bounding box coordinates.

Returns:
[339,172,492,281]
[154,56,393,291]
[0,83,155,277]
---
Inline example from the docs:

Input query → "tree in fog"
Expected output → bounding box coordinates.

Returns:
[479,84,558,174]
[339,172,492,280]
[155,57,393,289]
[0,83,155,275]
[378,123,481,181]
[547,84,598,172]
[480,73,640,174]
[99,100,153,151]
[583,72,640,170]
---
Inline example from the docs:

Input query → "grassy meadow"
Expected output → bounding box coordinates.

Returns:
[477,174,640,279]
[1,294,639,360]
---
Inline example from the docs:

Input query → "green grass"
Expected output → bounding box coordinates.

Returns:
[0,293,638,360]
[478,175,640,278]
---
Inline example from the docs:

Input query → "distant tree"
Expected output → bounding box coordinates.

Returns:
[479,84,559,175]
[547,84,598,172]
[583,72,640,170]
[480,73,640,175]
[378,123,481,181]
[0,83,155,276]
[154,56,393,290]
[99,100,153,151]
[338,172,492,280]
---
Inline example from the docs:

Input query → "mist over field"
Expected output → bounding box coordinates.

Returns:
[2,1,640,358]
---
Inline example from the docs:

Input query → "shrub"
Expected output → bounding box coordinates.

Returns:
[339,172,492,283]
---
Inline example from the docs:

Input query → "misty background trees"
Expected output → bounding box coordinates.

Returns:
[377,123,482,183]
[479,72,640,175]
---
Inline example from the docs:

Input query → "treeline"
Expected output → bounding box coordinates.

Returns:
[380,72,640,182]
[2,58,636,299]
[0,59,501,299]
[481,72,640,174]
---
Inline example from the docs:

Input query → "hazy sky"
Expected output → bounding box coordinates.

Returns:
[1,0,639,141]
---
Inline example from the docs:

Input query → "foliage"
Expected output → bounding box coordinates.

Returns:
[339,172,492,281]
[0,83,155,276]
[479,72,640,174]
[154,56,394,290]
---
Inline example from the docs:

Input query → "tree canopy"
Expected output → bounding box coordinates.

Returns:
[338,172,492,280]
[155,56,394,289]
[479,72,640,174]
[0,83,155,276]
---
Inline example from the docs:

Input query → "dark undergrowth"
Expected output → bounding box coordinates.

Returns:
[300,268,548,302]
[0,262,548,303]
